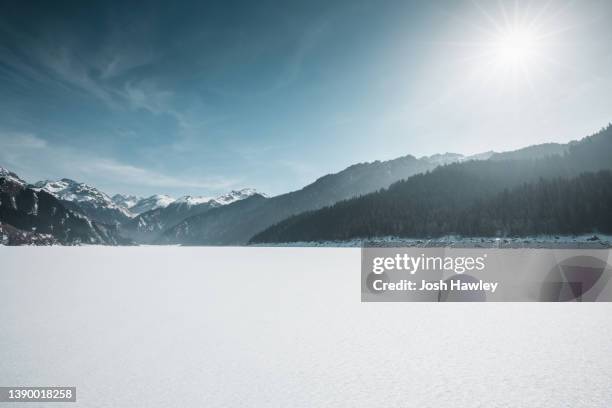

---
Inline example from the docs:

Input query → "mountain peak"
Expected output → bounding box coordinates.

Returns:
[421,153,465,166]
[0,166,26,186]
[174,195,214,206]
[172,188,262,208]
[112,194,141,209]
[129,194,175,215]
[212,188,263,205]
[34,178,132,219]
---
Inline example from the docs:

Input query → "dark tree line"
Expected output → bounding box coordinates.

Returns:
[251,125,612,242]
[456,171,612,236]
[252,170,612,242]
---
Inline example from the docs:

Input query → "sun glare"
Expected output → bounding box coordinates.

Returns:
[495,26,539,65]
[443,1,572,93]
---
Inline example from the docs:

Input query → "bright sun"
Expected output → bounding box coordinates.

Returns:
[495,26,540,65]
[446,1,568,92]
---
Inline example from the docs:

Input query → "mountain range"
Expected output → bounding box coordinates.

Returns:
[252,126,612,243]
[1,124,610,246]
[156,144,574,245]
[157,153,457,245]
[120,189,262,243]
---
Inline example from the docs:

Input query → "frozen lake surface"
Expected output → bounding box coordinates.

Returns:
[254,234,612,248]
[1,247,611,407]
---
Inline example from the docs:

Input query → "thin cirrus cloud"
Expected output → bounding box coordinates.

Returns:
[0,132,239,195]
[38,46,178,120]
[0,19,177,120]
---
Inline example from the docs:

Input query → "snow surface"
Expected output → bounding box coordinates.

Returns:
[1,247,611,407]
[254,234,612,249]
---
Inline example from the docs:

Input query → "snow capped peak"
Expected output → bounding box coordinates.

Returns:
[112,194,141,209]
[0,166,13,177]
[149,194,175,206]
[211,188,262,205]
[130,194,175,215]
[172,189,262,208]
[111,194,175,215]
[34,178,75,195]
[0,166,25,185]
[33,178,132,218]
[174,195,214,206]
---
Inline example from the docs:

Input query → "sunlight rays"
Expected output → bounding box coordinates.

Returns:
[435,0,580,99]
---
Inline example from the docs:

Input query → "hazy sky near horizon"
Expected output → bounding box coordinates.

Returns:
[1,0,612,197]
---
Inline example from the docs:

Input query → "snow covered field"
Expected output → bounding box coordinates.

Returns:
[1,247,611,407]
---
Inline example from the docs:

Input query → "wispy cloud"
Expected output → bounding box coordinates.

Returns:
[83,159,236,190]
[0,20,184,120]
[0,132,47,149]
[0,132,239,195]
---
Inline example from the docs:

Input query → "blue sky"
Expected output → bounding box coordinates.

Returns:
[1,0,612,197]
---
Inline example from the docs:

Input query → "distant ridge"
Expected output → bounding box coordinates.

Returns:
[251,125,612,243]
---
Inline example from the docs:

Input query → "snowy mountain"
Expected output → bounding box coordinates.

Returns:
[0,166,26,186]
[0,171,125,245]
[130,195,175,215]
[173,189,261,208]
[1,131,582,246]
[33,178,132,225]
[121,188,261,243]
[172,188,261,211]
[112,194,175,216]
[171,195,212,207]
[213,188,262,205]
[111,194,141,210]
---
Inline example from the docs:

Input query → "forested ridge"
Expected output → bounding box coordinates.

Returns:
[251,125,612,243]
